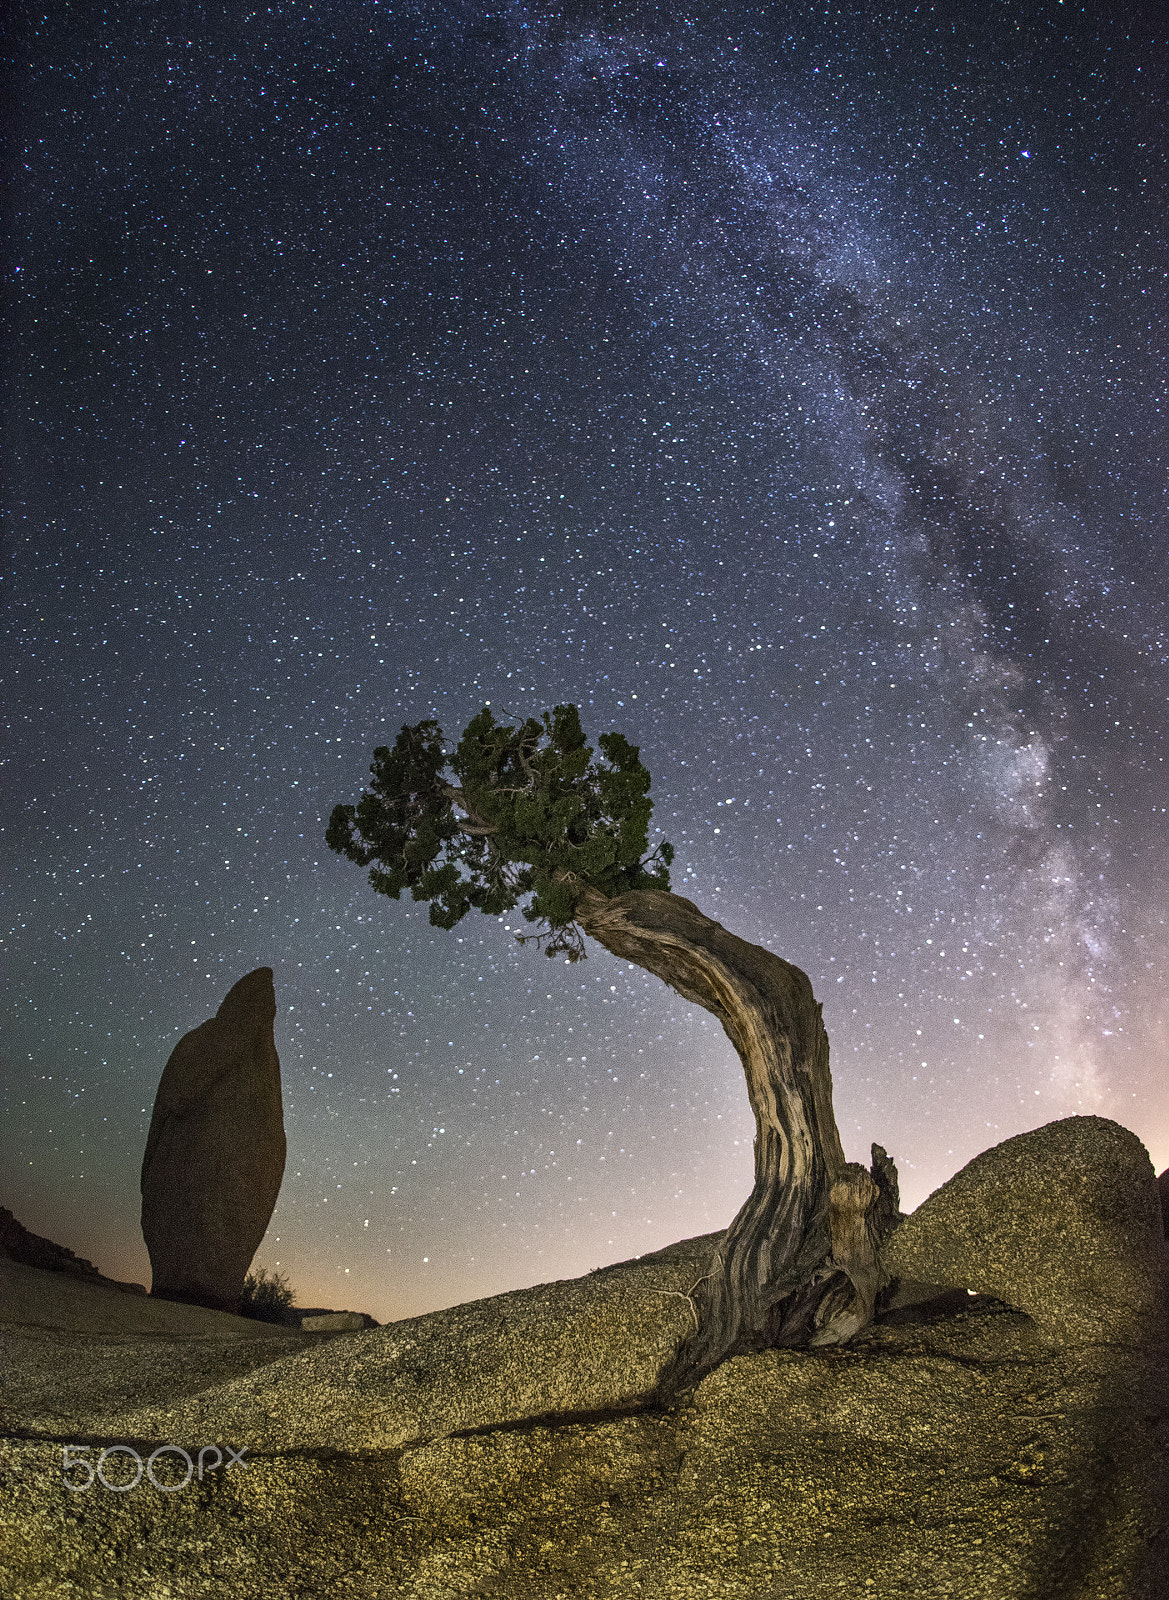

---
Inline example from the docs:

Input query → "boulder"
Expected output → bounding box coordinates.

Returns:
[246,1303,381,1330]
[883,1115,1169,1343]
[141,967,286,1314]
[298,1311,367,1332]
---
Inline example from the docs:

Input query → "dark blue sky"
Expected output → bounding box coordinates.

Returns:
[4,1,1166,1323]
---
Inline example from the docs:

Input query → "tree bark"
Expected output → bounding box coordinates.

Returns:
[573,886,899,1392]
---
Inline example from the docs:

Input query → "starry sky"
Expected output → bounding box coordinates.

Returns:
[4,1,1167,1326]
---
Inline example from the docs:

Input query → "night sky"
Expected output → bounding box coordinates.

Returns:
[4,2,1167,1327]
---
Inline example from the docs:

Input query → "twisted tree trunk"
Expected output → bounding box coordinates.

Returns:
[573,886,900,1393]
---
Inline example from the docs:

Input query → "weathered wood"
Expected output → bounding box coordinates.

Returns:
[799,1151,900,1348]
[573,885,898,1389]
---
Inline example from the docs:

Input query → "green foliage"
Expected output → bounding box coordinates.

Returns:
[238,1265,296,1323]
[327,704,674,958]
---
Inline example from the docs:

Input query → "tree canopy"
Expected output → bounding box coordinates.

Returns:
[326,704,674,959]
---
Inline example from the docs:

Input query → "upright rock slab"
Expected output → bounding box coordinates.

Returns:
[141,967,286,1313]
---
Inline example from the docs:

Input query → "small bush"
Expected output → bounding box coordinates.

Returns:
[239,1265,296,1322]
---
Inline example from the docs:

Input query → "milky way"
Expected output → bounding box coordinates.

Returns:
[4,3,1166,1322]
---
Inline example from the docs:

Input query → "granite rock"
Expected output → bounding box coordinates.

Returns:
[86,1231,720,1454]
[140,967,286,1314]
[883,1115,1169,1343]
[7,1118,1168,1595]
[2,1235,1166,1599]
[298,1311,367,1332]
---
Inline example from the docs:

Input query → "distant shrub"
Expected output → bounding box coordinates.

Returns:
[239,1265,296,1322]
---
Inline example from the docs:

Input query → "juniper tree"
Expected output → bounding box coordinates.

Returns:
[327,703,898,1390]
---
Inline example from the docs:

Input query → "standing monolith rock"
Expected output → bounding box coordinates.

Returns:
[141,967,286,1313]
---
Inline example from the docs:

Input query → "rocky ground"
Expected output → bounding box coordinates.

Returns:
[3,1116,1167,1599]
[2,1250,1167,1598]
